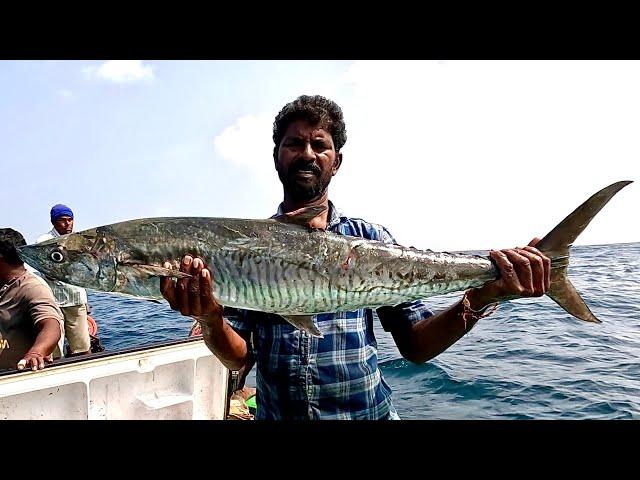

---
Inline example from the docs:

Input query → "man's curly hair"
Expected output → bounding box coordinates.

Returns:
[272,95,347,159]
[0,228,26,265]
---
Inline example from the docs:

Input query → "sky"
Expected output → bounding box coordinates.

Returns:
[1,60,638,252]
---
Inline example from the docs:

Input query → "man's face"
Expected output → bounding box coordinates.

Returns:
[53,216,74,235]
[275,119,342,202]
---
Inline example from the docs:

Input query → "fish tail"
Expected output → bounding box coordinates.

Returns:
[535,181,632,323]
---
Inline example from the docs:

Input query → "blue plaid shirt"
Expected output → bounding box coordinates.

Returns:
[226,202,433,420]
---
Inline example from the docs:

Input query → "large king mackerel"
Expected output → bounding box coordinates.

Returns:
[18,181,632,337]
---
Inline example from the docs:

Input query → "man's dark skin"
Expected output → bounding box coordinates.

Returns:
[0,256,61,371]
[161,118,551,371]
[53,215,74,235]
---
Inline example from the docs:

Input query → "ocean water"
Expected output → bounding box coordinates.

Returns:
[88,243,640,419]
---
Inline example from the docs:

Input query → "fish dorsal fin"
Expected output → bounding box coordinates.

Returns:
[273,205,327,226]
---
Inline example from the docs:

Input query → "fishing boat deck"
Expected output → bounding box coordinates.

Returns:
[0,338,229,420]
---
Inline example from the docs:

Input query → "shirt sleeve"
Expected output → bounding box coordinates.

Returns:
[377,301,433,332]
[36,233,53,244]
[223,307,255,337]
[374,225,434,332]
[24,281,64,332]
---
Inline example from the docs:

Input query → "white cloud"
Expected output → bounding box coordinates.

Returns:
[213,114,275,176]
[334,61,640,250]
[83,60,154,84]
[212,61,640,250]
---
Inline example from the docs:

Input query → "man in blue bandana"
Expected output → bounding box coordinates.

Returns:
[36,204,91,357]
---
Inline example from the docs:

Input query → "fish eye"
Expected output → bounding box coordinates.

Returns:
[50,249,64,263]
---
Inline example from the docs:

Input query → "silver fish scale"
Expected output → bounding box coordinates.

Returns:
[23,217,500,314]
[19,181,633,332]
[121,220,498,313]
[204,226,497,314]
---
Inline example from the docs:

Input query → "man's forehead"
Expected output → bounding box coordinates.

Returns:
[284,119,331,138]
[55,216,73,221]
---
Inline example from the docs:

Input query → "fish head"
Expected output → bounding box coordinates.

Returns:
[18,228,118,291]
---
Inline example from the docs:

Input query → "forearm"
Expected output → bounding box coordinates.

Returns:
[399,290,495,364]
[401,300,470,363]
[196,313,249,371]
[30,318,61,356]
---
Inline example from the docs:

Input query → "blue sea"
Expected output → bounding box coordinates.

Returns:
[88,242,640,419]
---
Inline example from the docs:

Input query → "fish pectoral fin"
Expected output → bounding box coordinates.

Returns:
[121,263,193,279]
[280,315,324,338]
[273,205,327,226]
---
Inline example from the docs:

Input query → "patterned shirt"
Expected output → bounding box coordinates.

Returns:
[226,201,433,420]
[35,228,88,307]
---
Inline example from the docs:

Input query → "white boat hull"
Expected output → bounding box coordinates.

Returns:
[0,339,229,420]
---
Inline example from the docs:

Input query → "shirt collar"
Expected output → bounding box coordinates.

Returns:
[49,227,60,238]
[273,200,344,230]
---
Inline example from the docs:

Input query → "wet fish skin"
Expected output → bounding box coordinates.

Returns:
[18,216,497,312]
[17,181,633,337]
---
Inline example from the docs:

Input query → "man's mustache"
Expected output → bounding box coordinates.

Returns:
[289,160,322,176]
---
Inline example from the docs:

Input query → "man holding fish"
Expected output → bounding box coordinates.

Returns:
[160,95,551,420]
[22,95,626,418]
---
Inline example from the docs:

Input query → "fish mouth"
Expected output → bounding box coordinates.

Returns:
[17,246,49,273]
[16,245,35,264]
